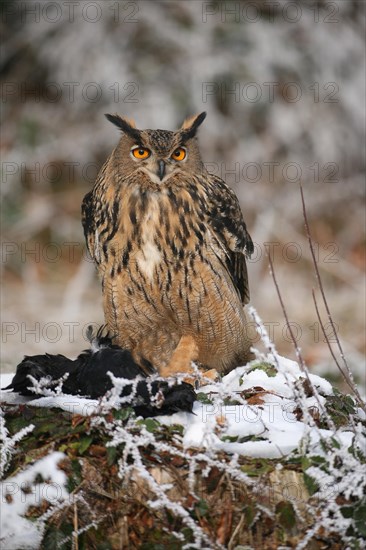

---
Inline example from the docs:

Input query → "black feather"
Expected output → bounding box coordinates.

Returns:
[181,111,207,141]
[2,354,80,396]
[3,328,196,418]
[105,114,142,144]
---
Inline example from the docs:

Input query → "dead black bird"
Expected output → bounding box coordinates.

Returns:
[2,327,196,418]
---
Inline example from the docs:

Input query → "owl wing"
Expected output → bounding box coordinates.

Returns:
[207,174,253,304]
[81,190,98,265]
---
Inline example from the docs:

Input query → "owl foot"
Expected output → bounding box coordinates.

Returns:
[199,368,220,383]
[182,368,219,388]
[159,335,198,378]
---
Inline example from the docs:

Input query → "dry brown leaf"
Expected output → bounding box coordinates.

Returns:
[217,497,233,544]
[246,393,266,405]
[71,414,89,429]
[88,445,107,457]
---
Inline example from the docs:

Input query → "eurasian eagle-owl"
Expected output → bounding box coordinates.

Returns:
[82,112,254,378]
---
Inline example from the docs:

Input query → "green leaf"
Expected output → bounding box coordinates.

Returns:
[66,459,82,492]
[340,505,354,519]
[194,498,209,517]
[247,362,277,377]
[330,436,341,449]
[196,393,213,404]
[301,456,311,470]
[223,397,242,406]
[276,501,296,530]
[221,435,239,442]
[343,395,357,414]
[309,455,326,466]
[325,392,357,427]
[43,522,73,549]
[354,502,366,536]
[238,434,266,444]
[240,459,273,477]
[166,424,184,436]
[78,435,93,454]
[106,446,118,466]
[138,418,161,433]
[113,407,133,421]
[35,421,58,434]
[180,527,193,541]
[6,415,31,434]
[303,472,319,496]
[286,454,302,466]
[243,504,256,526]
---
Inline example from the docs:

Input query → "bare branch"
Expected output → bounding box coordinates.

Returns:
[300,183,365,410]
[267,253,330,424]
[312,289,365,412]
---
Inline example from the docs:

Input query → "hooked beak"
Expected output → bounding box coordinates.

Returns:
[157,160,166,181]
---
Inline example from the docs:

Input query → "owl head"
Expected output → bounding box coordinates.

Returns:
[105,112,207,184]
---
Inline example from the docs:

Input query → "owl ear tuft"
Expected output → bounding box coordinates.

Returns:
[180,112,207,139]
[105,114,141,142]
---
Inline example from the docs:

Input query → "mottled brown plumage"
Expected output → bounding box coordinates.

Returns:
[82,112,254,377]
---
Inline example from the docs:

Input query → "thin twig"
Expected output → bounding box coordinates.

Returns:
[311,289,351,388]
[73,500,79,550]
[300,185,348,370]
[312,289,365,412]
[249,306,329,430]
[267,254,330,424]
[267,254,304,372]
[228,514,245,550]
[300,183,364,408]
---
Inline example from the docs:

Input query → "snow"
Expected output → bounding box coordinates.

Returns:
[153,356,353,458]
[0,452,68,550]
[1,354,353,464]
[1,351,364,549]
[1,355,354,460]
[307,373,333,396]
[0,372,99,415]
[24,395,99,416]
[178,401,306,458]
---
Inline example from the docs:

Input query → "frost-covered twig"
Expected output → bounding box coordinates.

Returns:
[266,253,335,430]
[105,419,223,549]
[1,452,68,548]
[312,289,365,412]
[91,411,267,548]
[57,519,102,550]
[296,424,366,550]
[300,184,365,411]
[248,304,333,433]
[26,373,70,398]
[0,407,35,478]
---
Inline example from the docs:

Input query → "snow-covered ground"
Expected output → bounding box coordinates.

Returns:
[0,355,357,459]
[0,452,68,550]
[1,350,365,549]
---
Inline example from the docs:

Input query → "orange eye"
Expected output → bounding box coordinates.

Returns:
[132,147,150,159]
[171,147,186,161]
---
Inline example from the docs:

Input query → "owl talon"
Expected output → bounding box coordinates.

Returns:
[182,368,220,388]
[200,368,220,383]
[159,334,198,378]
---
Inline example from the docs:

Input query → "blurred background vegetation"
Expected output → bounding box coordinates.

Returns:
[1,0,365,390]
